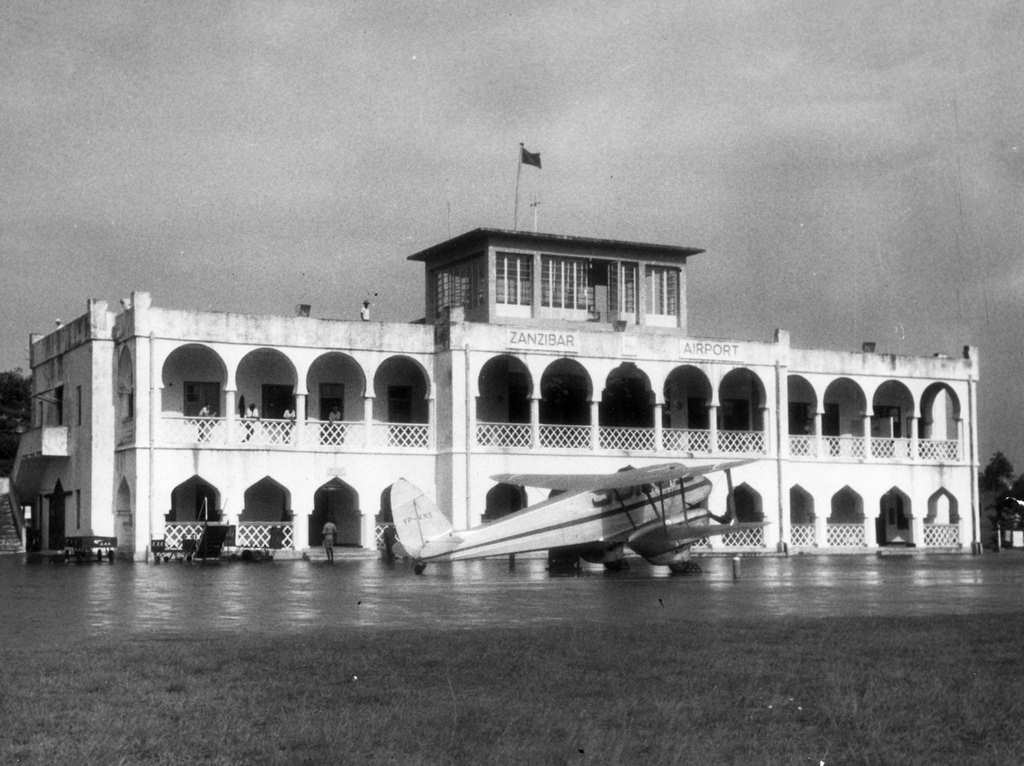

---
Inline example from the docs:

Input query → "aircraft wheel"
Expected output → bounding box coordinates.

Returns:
[413,562,426,575]
[603,560,628,572]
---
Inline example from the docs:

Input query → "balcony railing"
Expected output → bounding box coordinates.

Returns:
[826,523,866,547]
[717,429,767,456]
[599,426,655,452]
[160,521,294,552]
[158,416,431,451]
[917,439,959,462]
[790,524,816,547]
[538,424,591,450]
[923,523,959,547]
[662,428,711,454]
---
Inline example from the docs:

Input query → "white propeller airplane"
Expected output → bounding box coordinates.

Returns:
[388,460,762,574]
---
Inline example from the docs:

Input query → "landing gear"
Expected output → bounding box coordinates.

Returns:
[413,561,427,575]
[603,559,628,572]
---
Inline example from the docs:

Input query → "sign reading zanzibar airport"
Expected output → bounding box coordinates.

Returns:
[680,339,742,358]
[507,329,579,352]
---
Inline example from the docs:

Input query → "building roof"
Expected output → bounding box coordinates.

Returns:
[406,228,705,262]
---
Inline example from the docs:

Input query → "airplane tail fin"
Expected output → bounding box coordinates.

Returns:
[388,478,454,559]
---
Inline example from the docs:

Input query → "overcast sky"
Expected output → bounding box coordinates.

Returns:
[2,2,1023,467]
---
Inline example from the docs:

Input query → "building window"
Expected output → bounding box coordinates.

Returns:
[433,257,483,316]
[608,262,638,314]
[646,266,678,316]
[76,386,82,426]
[495,252,532,306]
[541,255,590,310]
[75,489,81,530]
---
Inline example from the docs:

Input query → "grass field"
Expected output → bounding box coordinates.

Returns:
[3,612,1024,764]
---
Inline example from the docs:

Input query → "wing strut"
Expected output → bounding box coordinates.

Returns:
[708,467,737,525]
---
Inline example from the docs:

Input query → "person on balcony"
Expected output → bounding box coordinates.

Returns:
[244,402,259,442]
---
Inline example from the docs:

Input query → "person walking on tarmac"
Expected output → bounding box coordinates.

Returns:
[321,518,338,563]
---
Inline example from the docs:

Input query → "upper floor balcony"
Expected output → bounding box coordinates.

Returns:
[158,416,431,451]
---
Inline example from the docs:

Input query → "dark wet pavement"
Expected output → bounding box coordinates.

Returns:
[2,552,1023,644]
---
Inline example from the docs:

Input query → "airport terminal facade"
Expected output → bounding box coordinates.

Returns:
[10,229,981,561]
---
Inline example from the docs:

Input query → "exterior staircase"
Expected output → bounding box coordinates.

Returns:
[0,482,23,552]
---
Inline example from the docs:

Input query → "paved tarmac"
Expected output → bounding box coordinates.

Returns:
[2,551,1023,644]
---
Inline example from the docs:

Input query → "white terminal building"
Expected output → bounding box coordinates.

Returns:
[9,229,981,561]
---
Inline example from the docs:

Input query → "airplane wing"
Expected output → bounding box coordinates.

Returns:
[491,459,753,492]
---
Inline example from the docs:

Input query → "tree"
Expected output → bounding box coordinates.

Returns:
[980,451,1015,493]
[0,367,31,475]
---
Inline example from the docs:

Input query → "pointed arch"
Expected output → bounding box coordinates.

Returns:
[830,486,863,523]
[312,477,360,547]
[483,483,528,523]
[927,487,959,524]
[878,487,912,546]
[115,477,133,557]
[169,476,222,522]
[790,485,814,524]
[242,476,292,522]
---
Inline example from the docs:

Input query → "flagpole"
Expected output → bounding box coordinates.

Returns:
[513,143,523,231]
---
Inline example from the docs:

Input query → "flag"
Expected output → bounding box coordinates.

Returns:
[520,146,542,169]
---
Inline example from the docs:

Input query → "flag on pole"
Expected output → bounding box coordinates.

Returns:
[520,146,542,169]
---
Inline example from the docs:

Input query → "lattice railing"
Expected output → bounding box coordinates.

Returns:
[599,426,655,452]
[241,419,295,446]
[236,522,293,550]
[918,439,960,462]
[539,424,591,449]
[161,416,228,445]
[375,523,395,550]
[790,524,816,547]
[690,537,711,550]
[312,420,354,446]
[662,428,711,455]
[788,435,816,457]
[370,423,430,449]
[476,422,532,448]
[871,437,912,460]
[827,523,866,547]
[824,436,866,459]
[717,429,767,455]
[162,522,207,550]
[720,527,765,547]
[923,524,959,547]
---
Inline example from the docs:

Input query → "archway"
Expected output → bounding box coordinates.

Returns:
[242,477,291,522]
[169,476,222,522]
[47,480,66,549]
[878,487,912,546]
[311,478,360,547]
[477,356,531,424]
[830,486,863,523]
[733,483,763,523]
[483,483,528,523]
[539,358,591,425]
[161,344,227,416]
[600,363,653,428]
[790,485,814,524]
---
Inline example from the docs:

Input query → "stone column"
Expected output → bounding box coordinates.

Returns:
[908,415,919,461]
[708,404,719,454]
[653,402,663,453]
[814,411,823,459]
[590,400,600,451]
[862,414,872,459]
[224,389,237,444]
[363,395,374,449]
[530,396,540,449]
[294,392,307,446]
